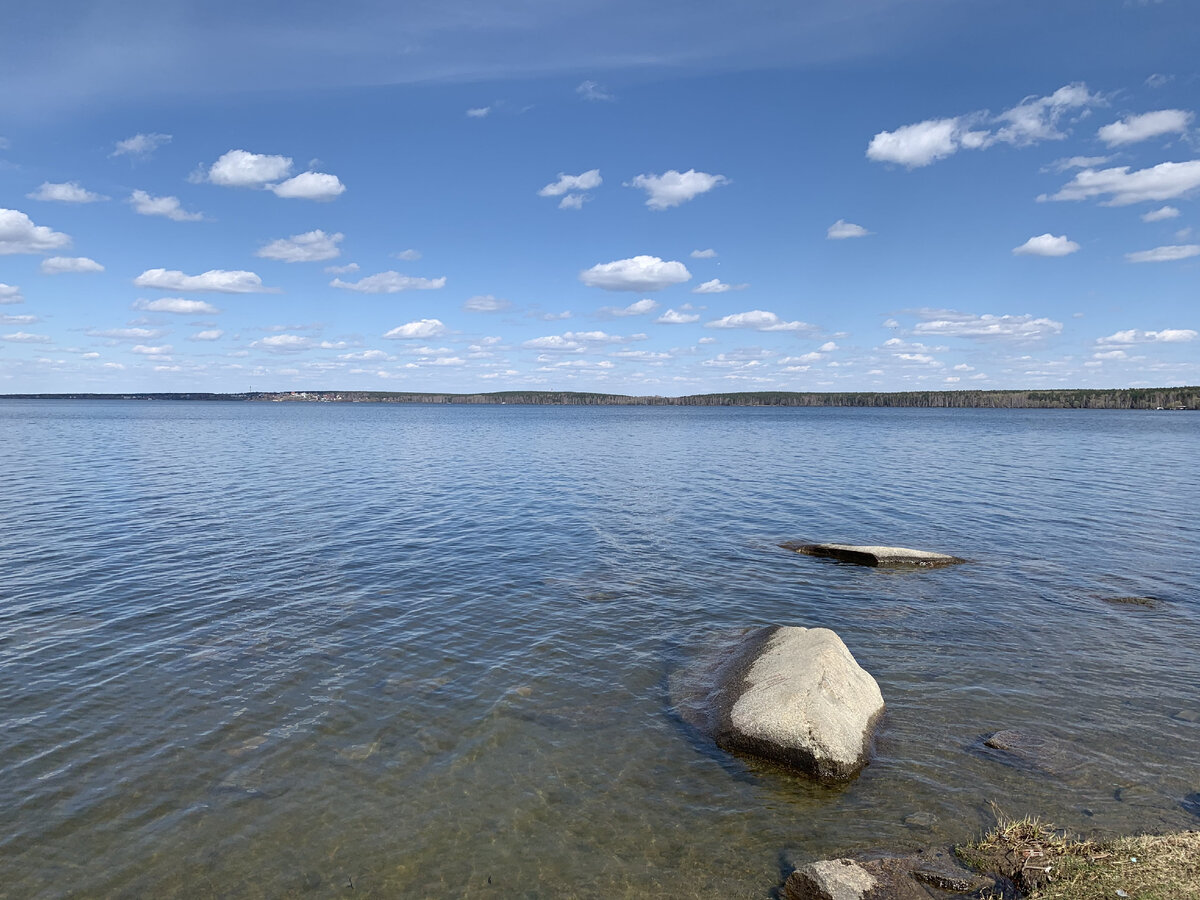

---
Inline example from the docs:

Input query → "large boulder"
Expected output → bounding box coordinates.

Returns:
[782,542,965,568]
[711,626,885,781]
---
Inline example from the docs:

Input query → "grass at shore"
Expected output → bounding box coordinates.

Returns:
[957,817,1200,899]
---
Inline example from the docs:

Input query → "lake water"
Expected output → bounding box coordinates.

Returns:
[2,400,1198,898]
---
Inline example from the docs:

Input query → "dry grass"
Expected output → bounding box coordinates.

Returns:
[957,815,1200,900]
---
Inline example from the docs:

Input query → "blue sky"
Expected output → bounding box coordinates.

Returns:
[2,0,1198,394]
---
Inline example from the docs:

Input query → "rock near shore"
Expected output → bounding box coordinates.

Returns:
[782,542,966,568]
[711,626,885,782]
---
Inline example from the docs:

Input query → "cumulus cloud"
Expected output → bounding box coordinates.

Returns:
[705,310,813,332]
[1124,244,1200,263]
[87,327,166,340]
[464,294,511,312]
[130,344,172,355]
[601,298,658,316]
[868,83,1101,167]
[191,329,224,340]
[330,271,446,292]
[1097,109,1193,146]
[910,310,1063,339]
[1012,234,1080,257]
[257,229,343,262]
[466,107,491,117]
[656,308,700,324]
[626,169,729,209]
[27,181,108,203]
[692,278,747,293]
[203,149,293,186]
[1043,160,1200,206]
[557,194,588,210]
[576,80,613,101]
[0,283,24,304]
[111,133,171,158]
[383,318,447,339]
[579,255,691,291]
[690,248,717,258]
[325,262,359,274]
[1141,206,1180,222]
[252,334,315,351]
[2,331,51,343]
[40,256,104,274]
[1096,328,1197,345]
[128,190,205,222]
[271,172,346,200]
[1045,155,1112,173]
[0,208,72,254]
[133,297,220,314]
[827,219,871,239]
[134,268,275,293]
[539,169,602,197]
[2,314,38,324]
[392,249,422,261]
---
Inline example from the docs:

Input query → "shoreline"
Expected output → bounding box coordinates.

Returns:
[1,387,1198,409]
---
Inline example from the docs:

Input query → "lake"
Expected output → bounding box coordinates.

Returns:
[1,401,1197,897]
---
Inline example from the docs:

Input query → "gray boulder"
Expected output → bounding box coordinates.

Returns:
[784,851,998,899]
[782,542,965,568]
[711,626,884,781]
[784,859,877,900]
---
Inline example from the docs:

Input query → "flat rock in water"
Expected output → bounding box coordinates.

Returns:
[711,626,884,782]
[782,542,965,568]
[1100,595,1160,609]
[981,729,1085,778]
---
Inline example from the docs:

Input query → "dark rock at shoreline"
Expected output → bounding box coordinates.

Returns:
[1182,792,1200,817]
[709,626,884,782]
[782,542,966,568]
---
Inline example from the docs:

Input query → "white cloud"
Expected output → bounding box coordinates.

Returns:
[868,83,1101,167]
[383,318,447,339]
[602,298,658,316]
[557,193,588,210]
[27,181,108,203]
[656,308,700,324]
[253,334,313,351]
[1140,206,1180,223]
[111,133,171,158]
[1125,244,1200,263]
[538,169,602,197]
[1044,160,1200,206]
[0,208,72,254]
[0,284,22,304]
[579,255,691,291]
[1097,109,1193,146]
[41,256,104,274]
[576,80,613,101]
[128,190,206,222]
[392,248,422,261]
[910,310,1063,339]
[464,294,511,312]
[1146,74,1174,89]
[1012,234,1080,257]
[1097,328,1197,345]
[690,248,717,259]
[204,149,293,186]
[626,169,729,209]
[270,172,346,200]
[257,229,343,262]
[134,297,220,314]
[827,219,871,239]
[867,118,962,167]
[134,268,275,293]
[1046,155,1112,172]
[697,337,716,344]
[2,331,51,343]
[692,278,747,293]
[466,107,491,118]
[88,327,165,340]
[339,349,390,360]
[330,271,446,292]
[191,329,224,341]
[325,262,360,274]
[131,343,172,355]
[705,310,813,332]
[819,341,839,352]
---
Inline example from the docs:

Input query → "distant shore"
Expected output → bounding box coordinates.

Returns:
[2,388,1198,409]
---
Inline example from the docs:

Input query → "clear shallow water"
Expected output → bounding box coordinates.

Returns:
[1,401,1198,898]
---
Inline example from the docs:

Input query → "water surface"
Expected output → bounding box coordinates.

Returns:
[1,402,1197,897]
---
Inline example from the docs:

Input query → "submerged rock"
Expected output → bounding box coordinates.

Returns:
[1100,595,1161,609]
[710,626,884,782]
[782,542,966,568]
[980,729,1085,778]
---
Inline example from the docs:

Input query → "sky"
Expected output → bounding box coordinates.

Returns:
[1,0,1198,394]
